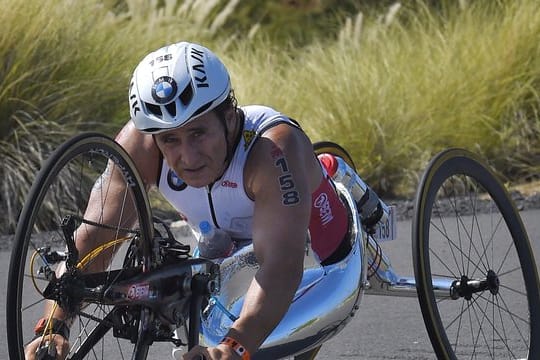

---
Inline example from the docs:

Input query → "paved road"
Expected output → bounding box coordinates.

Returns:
[317,209,540,360]
[1,209,539,359]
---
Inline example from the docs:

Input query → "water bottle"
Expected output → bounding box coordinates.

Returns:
[197,221,235,259]
[318,153,390,229]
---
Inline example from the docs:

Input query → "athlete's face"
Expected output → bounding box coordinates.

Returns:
[154,112,229,188]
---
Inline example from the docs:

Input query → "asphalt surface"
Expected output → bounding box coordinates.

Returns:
[1,209,539,359]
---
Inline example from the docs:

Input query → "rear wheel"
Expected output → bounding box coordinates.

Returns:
[313,141,356,170]
[413,148,540,359]
[7,133,155,359]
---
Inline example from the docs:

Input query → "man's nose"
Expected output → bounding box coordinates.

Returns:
[176,141,200,167]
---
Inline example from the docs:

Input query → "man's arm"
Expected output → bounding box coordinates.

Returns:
[221,124,322,354]
[74,121,160,271]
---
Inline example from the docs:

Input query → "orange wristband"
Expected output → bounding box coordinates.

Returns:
[34,317,70,339]
[219,336,250,360]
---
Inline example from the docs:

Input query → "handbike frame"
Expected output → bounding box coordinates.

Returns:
[363,231,455,299]
[38,179,460,358]
[37,214,221,353]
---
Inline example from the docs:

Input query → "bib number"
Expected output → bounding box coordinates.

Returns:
[373,205,397,241]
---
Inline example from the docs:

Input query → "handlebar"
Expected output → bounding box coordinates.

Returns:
[36,343,56,360]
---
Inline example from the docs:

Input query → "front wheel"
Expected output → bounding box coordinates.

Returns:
[412,148,540,359]
[7,133,154,360]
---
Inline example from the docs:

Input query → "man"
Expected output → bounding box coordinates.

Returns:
[26,41,349,360]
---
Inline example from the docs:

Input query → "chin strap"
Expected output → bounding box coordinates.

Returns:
[223,117,231,166]
[215,109,243,182]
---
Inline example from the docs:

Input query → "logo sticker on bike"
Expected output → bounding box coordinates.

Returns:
[314,192,333,226]
[127,284,150,300]
[90,148,137,187]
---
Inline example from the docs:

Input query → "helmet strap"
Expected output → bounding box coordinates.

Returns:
[215,108,243,182]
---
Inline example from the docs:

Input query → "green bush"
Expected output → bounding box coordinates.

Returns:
[0,0,227,232]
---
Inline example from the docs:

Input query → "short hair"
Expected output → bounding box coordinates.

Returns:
[213,89,238,122]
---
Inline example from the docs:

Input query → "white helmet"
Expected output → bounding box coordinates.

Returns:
[129,42,231,133]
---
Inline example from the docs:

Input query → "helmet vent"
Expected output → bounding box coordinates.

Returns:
[192,102,213,118]
[131,42,231,133]
[145,102,162,117]
[179,83,194,106]
[165,102,176,117]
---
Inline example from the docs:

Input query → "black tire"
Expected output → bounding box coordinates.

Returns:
[412,148,540,359]
[313,141,357,171]
[7,133,154,359]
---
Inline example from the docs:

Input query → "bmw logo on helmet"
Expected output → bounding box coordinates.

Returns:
[151,76,178,104]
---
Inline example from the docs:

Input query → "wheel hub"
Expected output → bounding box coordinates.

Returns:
[450,269,499,300]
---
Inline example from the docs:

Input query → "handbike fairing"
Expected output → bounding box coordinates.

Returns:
[198,181,366,359]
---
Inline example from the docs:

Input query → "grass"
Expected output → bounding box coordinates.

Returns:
[0,0,226,232]
[1,116,65,232]
[1,0,539,233]
[257,0,540,196]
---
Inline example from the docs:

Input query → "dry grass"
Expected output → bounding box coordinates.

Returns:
[239,0,540,196]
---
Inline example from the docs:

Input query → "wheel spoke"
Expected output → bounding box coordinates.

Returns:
[428,222,486,278]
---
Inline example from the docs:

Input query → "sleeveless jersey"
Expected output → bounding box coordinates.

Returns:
[157,105,348,261]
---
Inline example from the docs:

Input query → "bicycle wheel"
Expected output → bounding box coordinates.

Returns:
[7,133,155,360]
[413,148,540,359]
[313,141,357,170]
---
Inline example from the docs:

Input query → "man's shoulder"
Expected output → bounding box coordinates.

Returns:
[115,120,160,186]
[241,104,278,113]
[241,105,283,123]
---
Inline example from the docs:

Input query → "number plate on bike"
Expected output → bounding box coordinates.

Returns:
[373,205,397,241]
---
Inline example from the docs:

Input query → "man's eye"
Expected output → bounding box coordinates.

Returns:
[162,136,177,143]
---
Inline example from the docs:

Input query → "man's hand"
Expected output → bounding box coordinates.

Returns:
[182,344,240,360]
[24,334,69,360]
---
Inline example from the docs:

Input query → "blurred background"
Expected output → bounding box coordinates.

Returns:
[1,0,539,234]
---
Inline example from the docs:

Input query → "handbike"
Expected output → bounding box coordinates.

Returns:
[6,133,540,359]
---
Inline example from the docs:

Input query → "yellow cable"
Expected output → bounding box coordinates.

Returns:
[30,235,133,294]
[29,250,44,297]
[37,302,59,347]
[76,236,132,269]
